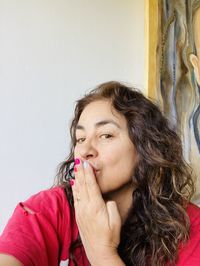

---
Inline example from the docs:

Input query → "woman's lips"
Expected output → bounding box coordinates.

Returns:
[86,161,101,176]
[94,169,100,174]
[93,168,100,177]
[89,162,99,170]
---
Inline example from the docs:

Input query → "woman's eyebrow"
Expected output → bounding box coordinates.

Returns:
[76,119,121,131]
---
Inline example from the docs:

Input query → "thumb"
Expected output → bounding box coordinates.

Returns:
[106,201,121,243]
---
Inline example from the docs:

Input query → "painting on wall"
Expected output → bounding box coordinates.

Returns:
[146,0,200,203]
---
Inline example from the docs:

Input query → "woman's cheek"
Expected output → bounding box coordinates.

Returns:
[74,146,80,158]
[102,155,116,167]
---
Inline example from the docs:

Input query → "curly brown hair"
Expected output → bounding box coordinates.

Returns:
[55,81,195,266]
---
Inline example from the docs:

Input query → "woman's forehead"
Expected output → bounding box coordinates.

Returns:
[78,100,127,128]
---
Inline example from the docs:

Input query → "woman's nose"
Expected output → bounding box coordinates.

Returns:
[79,140,98,160]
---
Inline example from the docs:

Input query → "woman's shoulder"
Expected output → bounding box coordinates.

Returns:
[25,185,67,201]
[5,185,73,235]
[21,185,69,215]
[26,185,66,199]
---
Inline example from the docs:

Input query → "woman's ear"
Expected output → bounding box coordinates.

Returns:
[190,53,200,85]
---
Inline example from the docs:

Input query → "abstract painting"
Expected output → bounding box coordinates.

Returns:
[146,0,200,203]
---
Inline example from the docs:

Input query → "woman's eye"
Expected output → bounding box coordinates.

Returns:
[100,134,113,139]
[76,138,85,144]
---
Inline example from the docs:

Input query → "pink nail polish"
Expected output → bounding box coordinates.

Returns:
[74,166,78,172]
[74,158,80,165]
[69,179,74,186]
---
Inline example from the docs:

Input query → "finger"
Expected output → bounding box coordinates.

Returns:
[83,160,103,201]
[71,180,80,206]
[106,201,121,243]
[74,158,89,200]
[74,158,85,185]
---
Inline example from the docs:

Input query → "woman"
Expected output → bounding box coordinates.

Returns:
[0,81,199,266]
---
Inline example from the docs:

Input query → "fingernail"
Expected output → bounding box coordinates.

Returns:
[74,158,80,165]
[74,166,78,172]
[83,160,89,168]
[69,179,74,186]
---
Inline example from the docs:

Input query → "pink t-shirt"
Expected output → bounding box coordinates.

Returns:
[175,202,200,265]
[0,186,200,265]
[0,186,89,266]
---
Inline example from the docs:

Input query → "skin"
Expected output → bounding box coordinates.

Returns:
[72,100,137,265]
[0,254,22,266]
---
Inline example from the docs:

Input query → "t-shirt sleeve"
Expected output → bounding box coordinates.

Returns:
[0,187,71,266]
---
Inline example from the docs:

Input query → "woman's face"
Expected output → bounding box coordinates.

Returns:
[74,100,137,195]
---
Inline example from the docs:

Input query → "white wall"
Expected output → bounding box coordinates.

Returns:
[0,0,145,233]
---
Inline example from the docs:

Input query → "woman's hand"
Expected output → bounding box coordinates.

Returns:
[71,159,124,266]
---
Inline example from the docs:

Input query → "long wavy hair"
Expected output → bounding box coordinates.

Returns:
[55,81,195,266]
